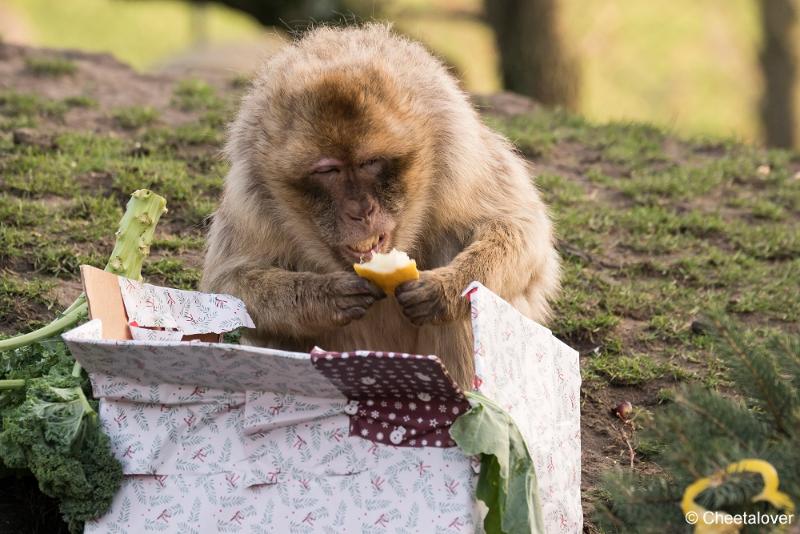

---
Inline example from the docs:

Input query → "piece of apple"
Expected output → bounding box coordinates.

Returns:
[353,248,420,295]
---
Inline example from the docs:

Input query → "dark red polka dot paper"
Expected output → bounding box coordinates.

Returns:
[310,348,471,448]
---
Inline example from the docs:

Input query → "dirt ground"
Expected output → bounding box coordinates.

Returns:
[2,42,799,533]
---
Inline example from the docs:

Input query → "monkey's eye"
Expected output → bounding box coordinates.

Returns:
[311,166,340,177]
[310,158,343,177]
[359,158,385,173]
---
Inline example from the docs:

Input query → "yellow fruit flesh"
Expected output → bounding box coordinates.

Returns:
[353,260,419,295]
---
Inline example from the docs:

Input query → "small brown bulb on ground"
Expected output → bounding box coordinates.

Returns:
[614,400,633,421]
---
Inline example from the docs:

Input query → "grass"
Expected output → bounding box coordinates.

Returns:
[172,79,224,112]
[0,90,68,129]
[24,56,77,77]
[62,95,97,108]
[483,108,800,401]
[0,85,226,328]
[112,106,159,130]
[584,352,689,385]
[3,85,796,387]
[0,69,798,532]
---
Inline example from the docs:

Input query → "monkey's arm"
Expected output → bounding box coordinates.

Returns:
[396,211,558,326]
[204,265,385,339]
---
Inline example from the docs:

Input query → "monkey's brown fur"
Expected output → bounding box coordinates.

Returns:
[201,24,560,389]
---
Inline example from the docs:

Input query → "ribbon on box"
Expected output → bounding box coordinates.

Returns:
[310,348,470,448]
[118,277,255,340]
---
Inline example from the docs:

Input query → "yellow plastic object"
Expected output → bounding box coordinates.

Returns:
[353,250,420,295]
[681,458,795,533]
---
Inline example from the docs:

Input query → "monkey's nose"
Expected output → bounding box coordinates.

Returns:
[345,202,376,222]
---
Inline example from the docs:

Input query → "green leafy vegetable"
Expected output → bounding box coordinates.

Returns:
[0,189,168,531]
[450,392,545,534]
[0,373,122,533]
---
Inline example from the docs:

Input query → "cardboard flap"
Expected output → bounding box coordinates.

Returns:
[467,281,583,532]
[79,265,254,343]
[80,265,131,340]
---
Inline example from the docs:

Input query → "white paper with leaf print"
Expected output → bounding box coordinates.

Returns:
[242,391,347,435]
[65,320,479,533]
[118,276,255,334]
[128,325,184,342]
[466,281,583,534]
[89,446,478,534]
[65,280,582,534]
[63,320,341,397]
[83,380,478,532]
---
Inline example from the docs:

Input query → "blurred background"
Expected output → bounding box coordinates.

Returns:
[0,0,796,148]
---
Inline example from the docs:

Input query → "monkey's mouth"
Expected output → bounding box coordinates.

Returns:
[344,233,388,262]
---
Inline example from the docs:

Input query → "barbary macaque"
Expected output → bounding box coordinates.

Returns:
[201,24,560,388]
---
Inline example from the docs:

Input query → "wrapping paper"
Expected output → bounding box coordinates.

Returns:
[310,348,471,448]
[64,320,341,397]
[118,276,255,335]
[465,282,583,532]
[64,280,582,533]
[128,325,184,342]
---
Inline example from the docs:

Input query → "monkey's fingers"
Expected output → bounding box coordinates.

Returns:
[333,306,368,326]
[401,300,440,326]
[335,295,379,310]
[395,280,431,307]
[338,277,386,299]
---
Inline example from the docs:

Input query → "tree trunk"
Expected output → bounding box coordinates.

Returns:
[758,0,797,148]
[485,0,580,109]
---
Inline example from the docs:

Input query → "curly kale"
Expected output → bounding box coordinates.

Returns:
[0,360,122,533]
[0,191,165,531]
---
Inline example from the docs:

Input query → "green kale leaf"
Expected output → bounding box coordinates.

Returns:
[0,373,122,533]
[450,391,545,534]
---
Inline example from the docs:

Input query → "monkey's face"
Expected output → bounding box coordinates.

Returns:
[242,67,436,269]
[295,154,405,264]
[247,68,430,268]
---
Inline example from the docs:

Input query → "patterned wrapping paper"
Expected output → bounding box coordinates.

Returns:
[128,325,184,342]
[118,276,255,335]
[310,348,471,448]
[87,392,479,532]
[65,280,582,534]
[63,320,342,397]
[465,282,583,533]
[64,323,480,533]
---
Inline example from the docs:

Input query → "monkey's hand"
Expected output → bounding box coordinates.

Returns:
[323,272,386,327]
[395,269,469,326]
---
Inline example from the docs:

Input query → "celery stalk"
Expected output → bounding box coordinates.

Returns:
[0,189,167,353]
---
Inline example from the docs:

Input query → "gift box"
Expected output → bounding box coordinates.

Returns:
[63,266,582,533]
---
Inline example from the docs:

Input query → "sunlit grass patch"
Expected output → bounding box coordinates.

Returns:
[172,79,223,112]
[0,276,57,330]
[151,234,205,252]
[112,106,160,130]
[62,95,97,109]
[0,90,67,128]
[142,259,201,290]
[486,109,588,157]
[584,352,688,385]
[727,222,800,260]
[576,121,668,171]
[29,244,104,278]
[551,259,621,346]
[145,122,223,147]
